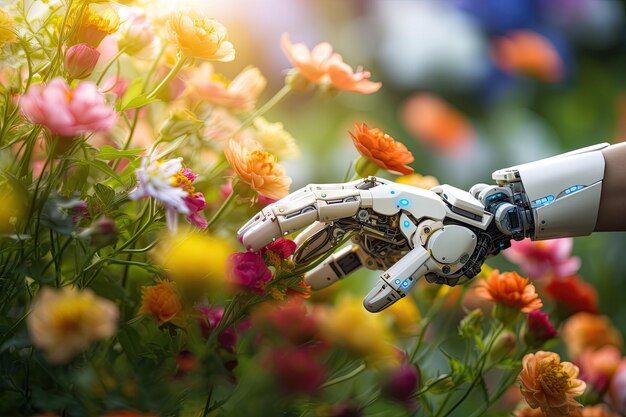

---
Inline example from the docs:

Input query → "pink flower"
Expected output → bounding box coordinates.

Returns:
[503,238,580,280]
[227,252,272,294]
[64,43,100,79]
[523,310,557,349]
[20,78,117,137]
[263,238,297,260]
[183,193,207,229]
[281,33,381,94]
[610,359,626,414]
[100,76,130,99]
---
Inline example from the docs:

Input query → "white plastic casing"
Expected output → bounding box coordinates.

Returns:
[492,143,609,239]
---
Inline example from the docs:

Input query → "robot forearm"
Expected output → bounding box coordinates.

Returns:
[476,143,609,240]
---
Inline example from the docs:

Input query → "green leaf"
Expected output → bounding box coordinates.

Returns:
[118,78,143,110]
[122,93,158,110]
[93,183,115,206]
[75,159,124,186]
[96,145,144,160]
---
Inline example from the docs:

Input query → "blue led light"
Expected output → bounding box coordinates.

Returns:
[390,190,396,195]
[403,220,410,228]
[394,279,401,285]
[531,195,555,208]
[401,280,410,288]
[399,198,410,207]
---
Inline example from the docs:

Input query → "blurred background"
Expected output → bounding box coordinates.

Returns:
[158,0,626,335]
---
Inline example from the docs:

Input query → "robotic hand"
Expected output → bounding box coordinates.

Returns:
[237,143,609,313]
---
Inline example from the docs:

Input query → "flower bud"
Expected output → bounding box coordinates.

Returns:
[488,330,517,362]
[383,363,420,405]
[79,217,117,248]
[427,374,455,395]
[117,7,157,58]
[64,43,100,79]
[159,109,203,141]
[458,308,483,339]
[522,310,557,349]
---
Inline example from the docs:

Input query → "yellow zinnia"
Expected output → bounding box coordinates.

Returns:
[0,8,17,48]
[166,10,235,61]
[66,6,120,48]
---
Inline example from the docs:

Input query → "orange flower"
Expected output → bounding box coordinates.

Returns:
[581,405,621,417]
[281,33,381,94]
[562,312,622,359]
[476,270,543,313]
[224,138,292,199]
[577,345,621,393]
[518,351,586,417]
[350,122,414,175]
[139,281,185,327]
[401,93,474,157]
[514,406,546,417]
[491,30,563,83]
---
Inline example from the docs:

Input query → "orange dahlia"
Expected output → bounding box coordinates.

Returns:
[518,351,586,417]
[476,270,543,313]
[350,122,414,175]
[562,312,623,359]
[139,281,185,327]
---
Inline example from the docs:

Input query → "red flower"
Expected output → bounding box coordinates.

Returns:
[523,310,557,349]
[227,252,273,294]
[254,298,320,346]
[263,238,297,259]
[545,275,598,314]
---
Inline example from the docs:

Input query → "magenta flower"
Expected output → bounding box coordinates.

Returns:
[20,78,117,137]
[265,347,327,394]
[227,252,272,294]
[383,363,420,408]
[184,193,207,229]
[523,310,557,349]
[503,238,580,279]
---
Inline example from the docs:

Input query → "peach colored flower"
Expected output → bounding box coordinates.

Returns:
[166,10,234,61]
[224,137,292,199]
[581,405,621,417]
[253,117,300,160]
[20,78,117,137]
[491,30,563,83]
[117,6,159,59]
[577,345,621,393]
[504,238,580,280]
[562,312,623,359]
[519,351,586,417]
[476,270,543,313]
[64,43,100,79]
[514,406,546,417]
[66,6,120,48]
[401,93,474,157]
[350,122,414,175]
[139,281,185,327]
[27,287,118,364]
[396,173,439,190]
[281,33,381,94]
[186,63,266,111]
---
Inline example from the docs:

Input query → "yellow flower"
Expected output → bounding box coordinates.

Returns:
[27,287,118,364]
[321,296,398,367]
[0,8,17,48]
[384,296,421,335]
[139,280,185,327]
[152,231,234,291]
[518,351,586,417]
[224,137,292,199]
[66,6,120,48]
[253,117,300,160]
[396,173,440,190]
[166,10,235,61]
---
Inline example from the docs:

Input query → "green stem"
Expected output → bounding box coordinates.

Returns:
[96,47,126,85]
[112,109,140,171]
[320,363,366,389]
[205,185,237,229]
[145,55,187,101]
[237,84,292,134]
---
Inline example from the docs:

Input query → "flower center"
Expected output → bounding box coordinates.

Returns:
[51,298,92,332]
[539,359,570,393]
[170,169,196,197]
